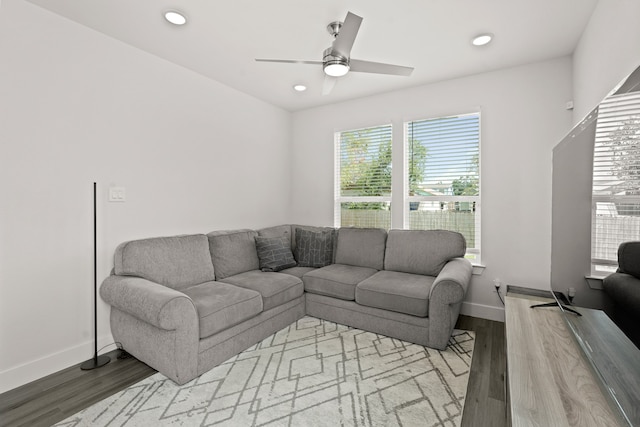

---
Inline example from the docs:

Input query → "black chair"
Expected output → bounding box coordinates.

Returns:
[603,241,640,348]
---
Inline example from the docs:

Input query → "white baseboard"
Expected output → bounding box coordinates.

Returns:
[460,301,505,322]
[0,333,114,394]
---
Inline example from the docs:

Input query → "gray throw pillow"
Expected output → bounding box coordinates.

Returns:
[254,235,297,272]
[294,228,336,267]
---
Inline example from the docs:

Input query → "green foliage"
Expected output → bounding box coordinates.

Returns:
[452,177,479,196]
[342,202,390,210]
[605,116,640,195]
[341,133,430,209]
[408,139,428,195]
[452,153,479,196]
[340,129,393,211]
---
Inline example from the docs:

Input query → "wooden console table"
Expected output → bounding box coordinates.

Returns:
[505,294,627,427]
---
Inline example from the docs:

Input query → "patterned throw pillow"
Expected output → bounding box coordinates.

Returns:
[294,228,336,267]
[254,235,297,272]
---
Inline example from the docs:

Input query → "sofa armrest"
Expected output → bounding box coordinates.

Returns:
[603,272,640,313]
[429,257,472,304]
[427,257,472,349]
[100,275,198,330]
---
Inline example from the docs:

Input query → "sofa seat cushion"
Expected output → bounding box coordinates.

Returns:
[279,266,317,278]
[355,271,435,317]
[181,282,263,339]
[219,270,304,311]
[303,263,378,301]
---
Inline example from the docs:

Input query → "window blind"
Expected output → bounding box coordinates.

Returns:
[407,114,480,195]
[337,125,393,197]
[335,124,393,229]
[592,91,640,268]
[406,113,481,261]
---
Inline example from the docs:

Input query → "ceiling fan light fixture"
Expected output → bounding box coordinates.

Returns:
[472,33,493,46]
[324,60,350,77]
[165,10,187,26]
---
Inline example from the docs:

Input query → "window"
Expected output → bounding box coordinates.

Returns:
[406,113,481,262]
[334,113,481,263]
[335,125,392,229]
[591,91,640,274]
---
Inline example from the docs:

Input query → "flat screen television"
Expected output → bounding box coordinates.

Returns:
[550,64,640,426]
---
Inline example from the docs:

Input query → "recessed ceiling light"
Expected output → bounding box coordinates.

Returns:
[472,33,493,46]
[165,10,187,26]
[293,84,307,92]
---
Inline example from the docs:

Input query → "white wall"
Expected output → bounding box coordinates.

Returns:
[291,57,573,321]
[0,0,292,393]
[546,0,640,311]
[572,0,640,122]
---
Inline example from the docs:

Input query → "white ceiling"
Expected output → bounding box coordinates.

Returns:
[24,0,598,112]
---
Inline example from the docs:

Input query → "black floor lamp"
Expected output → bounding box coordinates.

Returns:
[81,182,110,370]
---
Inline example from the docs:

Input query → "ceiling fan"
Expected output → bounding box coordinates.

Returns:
[255,11,414,94]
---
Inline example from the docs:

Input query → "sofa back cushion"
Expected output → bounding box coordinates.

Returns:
[335,228,387,270]
[384,230,466,276]
[114,234,215,291]
[257,225,293,245]
[257,225,335,252]
[207,229,260,280]
[618,241,640,279]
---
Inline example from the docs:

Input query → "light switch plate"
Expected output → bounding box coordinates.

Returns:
[108,187,126,202]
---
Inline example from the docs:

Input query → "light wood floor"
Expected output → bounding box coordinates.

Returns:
[0,315,506,427]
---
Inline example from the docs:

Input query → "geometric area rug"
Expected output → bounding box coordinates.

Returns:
[55,317,475,427]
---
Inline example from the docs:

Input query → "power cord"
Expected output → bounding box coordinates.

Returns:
[95,341,132,360]
[493,279,505,306]
[96,342,122,354]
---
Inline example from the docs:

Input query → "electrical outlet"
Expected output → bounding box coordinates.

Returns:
[493,278,502,290]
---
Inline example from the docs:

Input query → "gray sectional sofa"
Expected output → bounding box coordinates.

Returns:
[100,225,472,385]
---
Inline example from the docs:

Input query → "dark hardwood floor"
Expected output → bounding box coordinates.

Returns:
[458,315,507,427]
[0,315,506,427]
[0,350,156,427]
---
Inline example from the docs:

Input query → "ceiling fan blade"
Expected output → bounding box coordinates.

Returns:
[331,12,363,58]
[255,59,322,65]
[322,75,338,95]
[349,59,414,76]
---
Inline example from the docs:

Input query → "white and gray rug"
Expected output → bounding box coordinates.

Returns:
[56,317,474,427]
